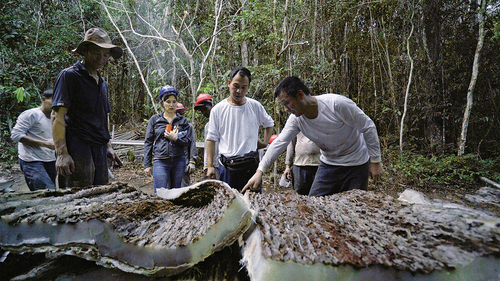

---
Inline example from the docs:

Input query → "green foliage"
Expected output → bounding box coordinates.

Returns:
[127,150,136,162]
[386,150,500,190]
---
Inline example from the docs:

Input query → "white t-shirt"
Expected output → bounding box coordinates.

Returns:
[259,94,381,173]
[11,107,56,162]
[206,97,274,157]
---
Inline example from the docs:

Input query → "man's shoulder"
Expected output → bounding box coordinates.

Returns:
[317,93,352,107]
[245,97,263,106]
[57,62,82,77]
[16,108,43,125]
[317,93,343,100]
[19,107,41,117]
[212,99,229,111]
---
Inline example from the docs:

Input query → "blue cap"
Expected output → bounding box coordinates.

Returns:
[158,85,179,100]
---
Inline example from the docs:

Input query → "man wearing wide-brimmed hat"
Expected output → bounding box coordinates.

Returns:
[51,27,123,188]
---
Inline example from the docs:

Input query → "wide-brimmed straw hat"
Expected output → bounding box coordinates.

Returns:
[72,28,123,60]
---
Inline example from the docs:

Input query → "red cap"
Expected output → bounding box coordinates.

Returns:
[195,93,213,106]
[269,134,278,144]
[176,103,185,112]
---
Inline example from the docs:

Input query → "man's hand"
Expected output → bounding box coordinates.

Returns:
[257,140,267,149]
[242,170,263,193]
[284,165,292,181]
[206,166,215,179]
[144,167,152,177]
[369,162,384,183]
[57,153,75,177]
[107,146,123,167]
[186,163,195,174]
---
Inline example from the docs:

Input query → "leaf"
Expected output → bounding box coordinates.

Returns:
[14,87,26,102]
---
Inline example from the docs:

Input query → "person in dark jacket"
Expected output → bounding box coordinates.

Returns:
[144,85,193,192]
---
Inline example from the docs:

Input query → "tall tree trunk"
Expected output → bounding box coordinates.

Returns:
[458,0,486,156]
[422,0,443,152]
[400,10,415,152]
[240,0,248,66]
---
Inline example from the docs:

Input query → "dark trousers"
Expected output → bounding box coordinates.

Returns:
[309,161,369,196]
[292,165,318,195]
[58,133,108,188]
[219,160,260,192]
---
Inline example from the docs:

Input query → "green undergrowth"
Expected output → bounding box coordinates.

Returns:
[385,150,500,190]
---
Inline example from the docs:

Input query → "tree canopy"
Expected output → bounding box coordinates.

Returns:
[1,0,499,163]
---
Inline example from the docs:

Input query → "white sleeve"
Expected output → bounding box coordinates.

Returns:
[258,102,275,128]
[336,97,381,161]
[206,106,219,142]
[258,116,299,173]
[10,110,32,142]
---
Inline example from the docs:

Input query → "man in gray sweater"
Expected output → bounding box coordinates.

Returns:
[243,76,383,196]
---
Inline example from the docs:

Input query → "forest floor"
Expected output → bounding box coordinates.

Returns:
[0,156,491,211]
[0,125,496,214]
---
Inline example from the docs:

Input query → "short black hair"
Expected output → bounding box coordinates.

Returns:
[43,89,54,98]
[229,66,251,83]
[274,76,311,98]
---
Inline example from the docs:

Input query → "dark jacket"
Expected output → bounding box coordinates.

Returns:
[144,113,193,168]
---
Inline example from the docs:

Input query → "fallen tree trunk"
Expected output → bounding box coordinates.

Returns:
[0,180,252,277]
[2,181,500,280]
[242,189,500,280]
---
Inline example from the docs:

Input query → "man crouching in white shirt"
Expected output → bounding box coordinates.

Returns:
[243,76,383,196]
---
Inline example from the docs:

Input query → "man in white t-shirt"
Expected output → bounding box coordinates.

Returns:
[11,89,57,191]
[243,76,383,196]
[206,66,274,191]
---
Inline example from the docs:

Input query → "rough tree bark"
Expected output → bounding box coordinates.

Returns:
[458,0,486,156]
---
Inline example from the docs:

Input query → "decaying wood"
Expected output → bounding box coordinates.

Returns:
[3,181,500,280]
[0,180,252,277]
[244,189,500,278]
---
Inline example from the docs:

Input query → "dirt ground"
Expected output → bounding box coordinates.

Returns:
[0,156,495,215]
[0,159,473,197]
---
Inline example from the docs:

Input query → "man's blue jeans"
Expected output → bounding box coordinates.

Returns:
[309,161,369,196]
[19,159,56,191]
[153,156,186,192]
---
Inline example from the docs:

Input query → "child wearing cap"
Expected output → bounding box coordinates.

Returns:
[143,85,194,192]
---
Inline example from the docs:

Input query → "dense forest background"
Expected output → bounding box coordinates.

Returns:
[1,0,499,189]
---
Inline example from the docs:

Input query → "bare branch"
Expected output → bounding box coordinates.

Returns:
[100,0,158,114]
